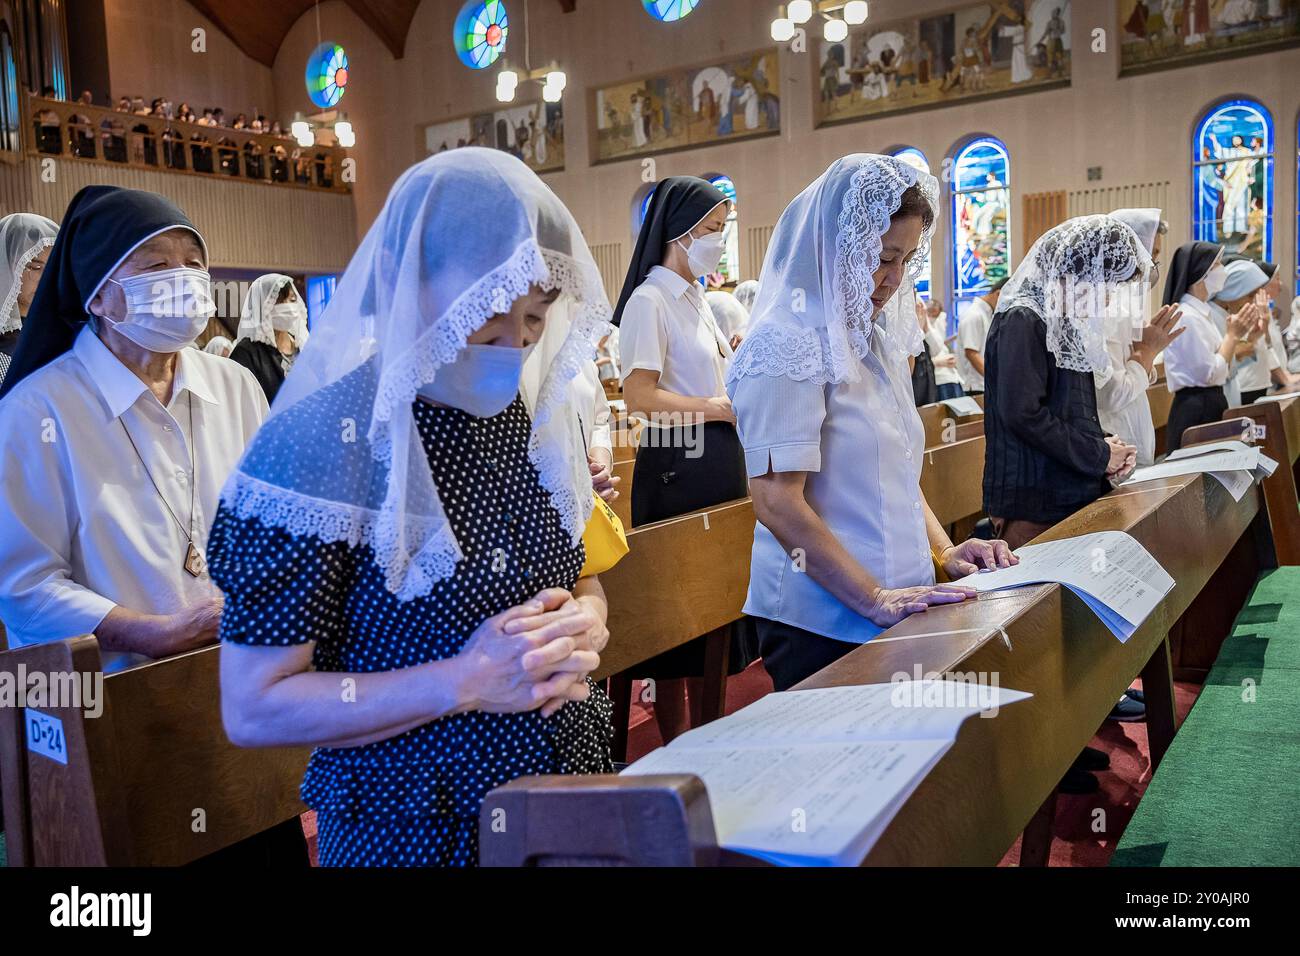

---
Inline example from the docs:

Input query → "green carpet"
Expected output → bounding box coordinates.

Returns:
[1113,567,1300,866]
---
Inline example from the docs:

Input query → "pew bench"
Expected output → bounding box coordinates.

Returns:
[481,467,1268,866]
[0,637,308,866]
[1111,565,1300,866]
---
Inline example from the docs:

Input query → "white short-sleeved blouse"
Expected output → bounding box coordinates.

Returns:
[618,266,731,405]
[729,316,932,645]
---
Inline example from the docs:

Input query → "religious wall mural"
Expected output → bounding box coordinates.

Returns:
[423,100,564,174]
[815,0,1071,126]
[1119,0,1300,75]
[593,49,779,163]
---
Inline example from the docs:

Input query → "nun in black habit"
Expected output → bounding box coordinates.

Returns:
[0,185,300,862]
[1159,240,1254,450]
[612,176,755,740]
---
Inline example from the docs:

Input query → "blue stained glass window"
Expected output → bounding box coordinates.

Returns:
[305,43,348,109]
[706,174,740,284]
[1193,99,1274,263]
[643,0,700,22]
[951,137,1011,303]
[454,1,509,70]
[306,275,337,329]
[889,147,932,297]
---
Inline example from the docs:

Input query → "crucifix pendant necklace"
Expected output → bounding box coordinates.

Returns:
[120,393,207,577]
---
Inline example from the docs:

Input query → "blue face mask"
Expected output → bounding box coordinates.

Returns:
[417,343,535,418]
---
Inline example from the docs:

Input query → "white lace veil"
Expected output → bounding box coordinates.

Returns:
[999,214,1152,374]
[221,148,612,600]
[236,273,294,348]
[726,153,937,388]
[0,214,59,335]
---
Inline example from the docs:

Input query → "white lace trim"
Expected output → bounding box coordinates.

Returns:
[219,469,463,599]
[1001,215,1150,375]
[0,237,54,335]
[224,241,610,600]
[726,323,831,386]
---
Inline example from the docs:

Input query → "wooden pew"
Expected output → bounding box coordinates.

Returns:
[1147,380,1173,458]
[0,637,308,866]
[1215,395,1300,565]
[481,468,1268,866]
[917,394,984,448]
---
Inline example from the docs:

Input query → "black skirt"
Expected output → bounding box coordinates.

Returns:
[631,421,757,679]
[1167,385,1227,451]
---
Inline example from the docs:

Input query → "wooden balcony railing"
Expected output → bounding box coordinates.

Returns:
[26,95,350,194]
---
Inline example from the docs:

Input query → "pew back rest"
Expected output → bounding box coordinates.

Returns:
[0,636,309,865]
[595,498,755,680]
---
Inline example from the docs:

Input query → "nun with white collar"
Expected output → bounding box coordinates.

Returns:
[1161,241,1256,449]
[0,186,267,673]
[1094,208,1183,466]
[1213,259,1274,406]
[610,175,753,741]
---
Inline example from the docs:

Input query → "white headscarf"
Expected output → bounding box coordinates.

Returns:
[0,214,59,335]
[705,290,749,339]
[236,273,298,348]
[1107,208,1162,255]
[733,279,759,312]
[727,154,938,389]
[203,335,232,356]
[220,149,612,600]
[1213,259,1268,304]
[999,214,1152,374]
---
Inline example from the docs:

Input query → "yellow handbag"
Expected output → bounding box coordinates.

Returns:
[579,490,629,578]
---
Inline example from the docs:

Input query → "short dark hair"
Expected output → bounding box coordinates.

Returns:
[893,184,935,233]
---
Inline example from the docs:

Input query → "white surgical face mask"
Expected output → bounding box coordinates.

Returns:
[105,266,215,352]
[417,343,535,418]
[269,299,307,334]
[1202,262,1228,298]
[677,230,726,278]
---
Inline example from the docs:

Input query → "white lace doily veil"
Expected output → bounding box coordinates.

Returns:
[221,148,613,600]
[999,214,1152,374]
[726,153,938,389]
[0,214,59,336]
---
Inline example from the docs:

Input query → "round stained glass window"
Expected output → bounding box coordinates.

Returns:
[454,1,510,70]
[642,0,700,21]
[306,42,348,109]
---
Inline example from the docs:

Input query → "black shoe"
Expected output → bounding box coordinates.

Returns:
[1059,766,1099,794]
[1108,692,1146,722]
[1125,688,1145,704]
[1075,745,1110,772]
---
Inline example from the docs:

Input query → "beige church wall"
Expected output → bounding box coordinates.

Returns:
[273,0,1300,301]
[101,0,278,121]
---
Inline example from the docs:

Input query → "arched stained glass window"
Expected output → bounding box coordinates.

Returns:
[1193,99,1273,262]
[306,43,348,108]
[705,173,740,284]
[454,1,509,70]
[643,0,700,22]
[889,146,932,298]
[0,23,19,155]
[950,136,1010,305]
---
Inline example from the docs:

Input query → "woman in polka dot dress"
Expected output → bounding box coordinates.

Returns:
[207,149,617,866]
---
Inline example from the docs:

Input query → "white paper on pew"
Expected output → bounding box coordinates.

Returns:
[1209,469,1253,502]
[1252,393,1298,404]
[1124,441,1266,494]
[939,395,983,418]
[1257,453,1279,477]
[952,530,1174,643]
[620,682,1031,867]
[1165,439,1254,462]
